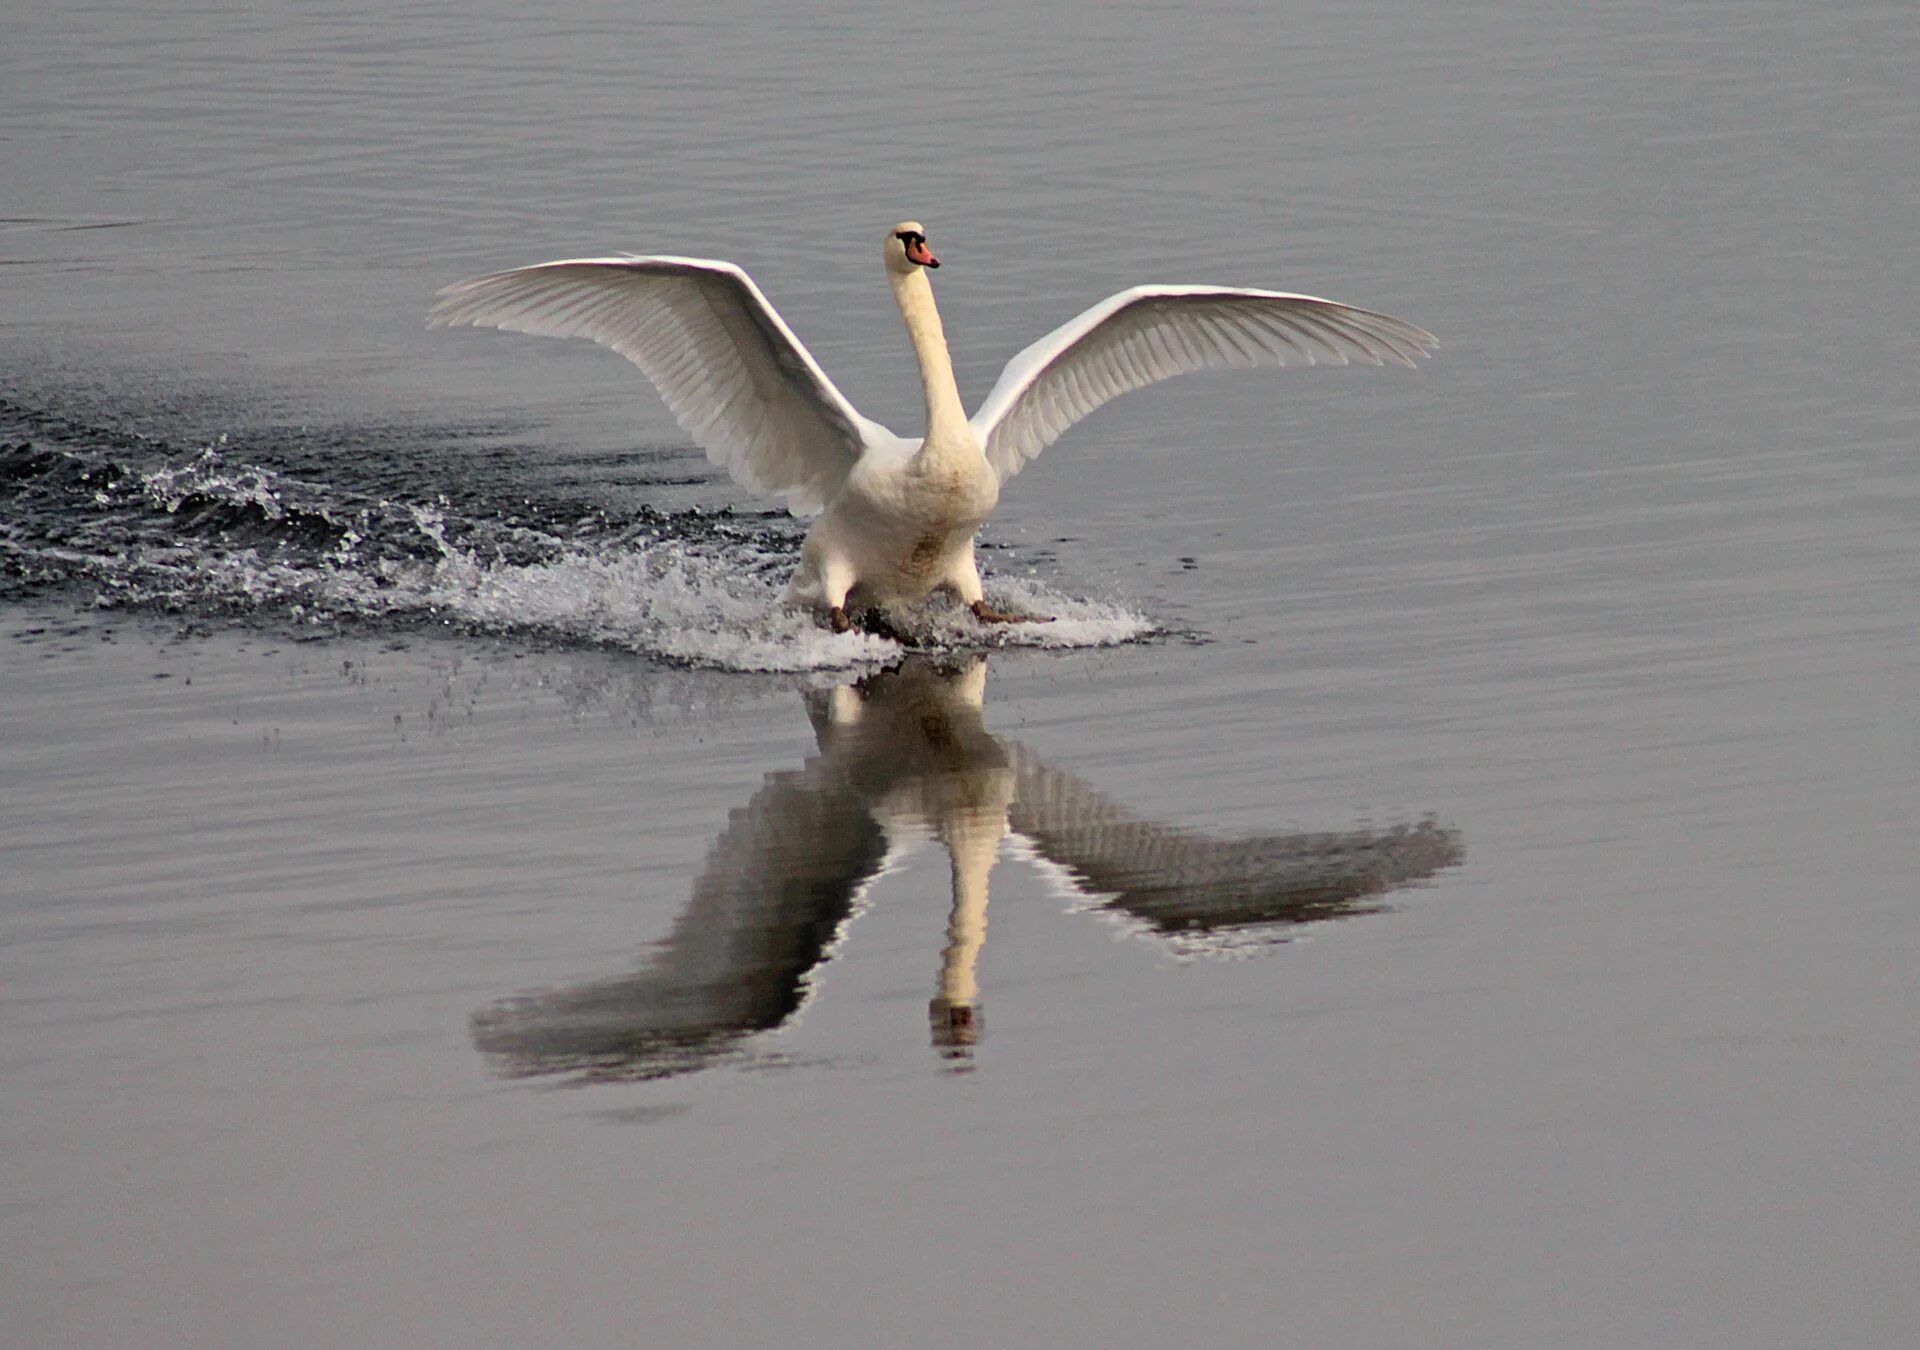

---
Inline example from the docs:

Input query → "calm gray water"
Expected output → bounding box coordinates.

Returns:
[4,1,1917,1346]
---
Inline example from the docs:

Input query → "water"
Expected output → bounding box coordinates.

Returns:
[4,2,1917,1346]
[0,400,1151,669]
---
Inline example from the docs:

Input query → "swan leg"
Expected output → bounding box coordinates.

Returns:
[942,548,988,606]
[944,549,1052,625]
[826,575,864,634]
[788,536,864,634]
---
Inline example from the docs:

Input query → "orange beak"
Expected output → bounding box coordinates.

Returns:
[906,238,940,268]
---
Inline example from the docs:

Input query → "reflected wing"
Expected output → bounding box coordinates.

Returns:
[472,761,889,1082]
[1006,744,1461,936]
[970,285,1437,482]
[431,256,886,514]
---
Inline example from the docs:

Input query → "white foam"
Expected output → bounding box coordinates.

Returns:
[386,543,1156,672]
[179,530,1151,672]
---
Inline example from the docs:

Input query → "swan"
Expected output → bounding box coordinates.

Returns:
[429,222,1437,633]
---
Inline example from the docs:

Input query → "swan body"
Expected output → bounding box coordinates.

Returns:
[430,222,1436,630]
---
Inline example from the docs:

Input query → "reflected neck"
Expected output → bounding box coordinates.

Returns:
[940,825,995,1007]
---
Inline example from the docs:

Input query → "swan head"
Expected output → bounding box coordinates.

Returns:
[886,221,940,275]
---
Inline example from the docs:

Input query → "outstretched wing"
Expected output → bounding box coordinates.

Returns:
[969,285,1437,483]
[1006,744,1462,938]
[471,760,891,1083]
[431,255,888,515]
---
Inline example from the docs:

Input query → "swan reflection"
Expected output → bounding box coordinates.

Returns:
[473,658,1461,1081]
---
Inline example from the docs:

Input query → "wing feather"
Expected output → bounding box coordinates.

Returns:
[430,255,886,515]
[971,285,1437,482]
[1007,745,1464,938]
[470,762,889,1083]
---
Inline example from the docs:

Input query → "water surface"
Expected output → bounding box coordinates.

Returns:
[4,2,1917,1346]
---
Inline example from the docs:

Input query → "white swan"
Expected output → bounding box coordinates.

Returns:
[429,222,1436,632]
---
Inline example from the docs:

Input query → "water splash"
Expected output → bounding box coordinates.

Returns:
[1,409,1155,672]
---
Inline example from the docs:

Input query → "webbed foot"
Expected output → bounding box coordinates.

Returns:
[971,600,1054,625]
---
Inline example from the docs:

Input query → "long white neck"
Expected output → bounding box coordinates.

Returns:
[890,267,968,442]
